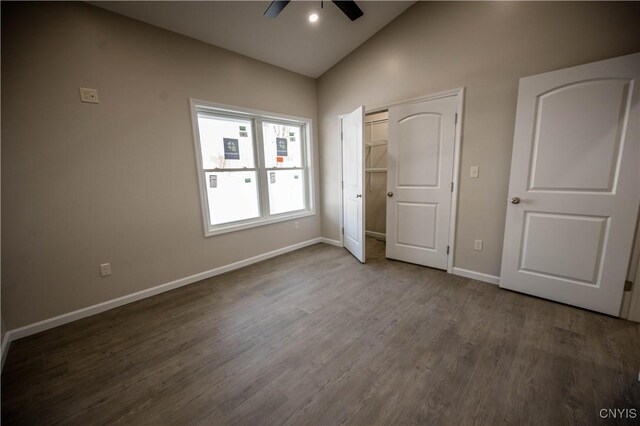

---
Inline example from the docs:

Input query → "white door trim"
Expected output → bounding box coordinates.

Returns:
[628,258,640,322]
[367,87,464,273]
[448,89,464,273]
[337,114,345,247]
[367,87,465,115]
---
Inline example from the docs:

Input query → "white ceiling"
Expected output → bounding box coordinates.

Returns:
[90,1,415,78]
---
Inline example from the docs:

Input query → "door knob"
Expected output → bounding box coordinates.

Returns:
[356,194,362,198]
[387,192,394,197]
[509,197,521,204]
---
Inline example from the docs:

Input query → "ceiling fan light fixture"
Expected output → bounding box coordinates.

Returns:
[264,0,363,22]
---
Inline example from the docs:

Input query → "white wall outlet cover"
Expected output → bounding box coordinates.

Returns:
[294,221,300,229]
[470,166,479,178]
[79,87,99,104]
[474,239,483,251]
[99,263,112,277]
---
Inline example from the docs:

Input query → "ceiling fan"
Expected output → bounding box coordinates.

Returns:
[264,1,364,22]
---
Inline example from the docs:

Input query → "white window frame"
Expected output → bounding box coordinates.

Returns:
[190,99,315,237]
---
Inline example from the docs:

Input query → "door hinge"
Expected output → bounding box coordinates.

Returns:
[342,227,344,235]
[624,280,633,291]
[447,245,450,255]
[451,182,454,192]
[341,131,343,141]
[455,113,458,124]
[341,181,344,189]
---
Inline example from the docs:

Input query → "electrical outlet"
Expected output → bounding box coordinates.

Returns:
[79,87,99,104]
[100,263,112,277]
[294,221,300,230]
[470,166,479,179]
[474,239,483,251]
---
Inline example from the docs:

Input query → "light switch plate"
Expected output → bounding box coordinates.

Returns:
[100,263,112,277]
[474,239,483,251]
[80,87,99,104]
[470,166,479,178]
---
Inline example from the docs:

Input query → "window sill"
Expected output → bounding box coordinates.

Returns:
[204,210,315,237]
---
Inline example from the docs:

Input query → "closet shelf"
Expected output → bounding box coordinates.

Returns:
[365,168,387,173]
[365,139,388,148]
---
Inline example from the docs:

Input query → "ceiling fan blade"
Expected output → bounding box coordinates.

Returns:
[264,0,291,18]
[332,1,364,21]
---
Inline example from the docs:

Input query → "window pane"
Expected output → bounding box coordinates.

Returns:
[267,169,305,215]
[262,122,303,168]
[197,113,255,169]
[205,171,259,225]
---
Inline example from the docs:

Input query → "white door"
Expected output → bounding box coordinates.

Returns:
[500,52,640,316]
[342,106,366,263]
[386,96,457,269]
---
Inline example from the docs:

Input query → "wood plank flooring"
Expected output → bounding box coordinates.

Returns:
[2,238,639,425]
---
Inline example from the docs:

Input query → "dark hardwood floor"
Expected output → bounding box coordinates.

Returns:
[2,238,639,425]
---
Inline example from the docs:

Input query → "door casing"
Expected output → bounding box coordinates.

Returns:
[339,88,464,273]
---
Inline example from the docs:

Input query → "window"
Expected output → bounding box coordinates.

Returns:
[191,100,314,236]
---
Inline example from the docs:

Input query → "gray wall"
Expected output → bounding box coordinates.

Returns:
[1,2,320,330]
[318,1,640,277]
[4,1,640,331]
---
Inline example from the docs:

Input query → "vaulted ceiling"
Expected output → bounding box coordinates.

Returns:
[90,1,415,78]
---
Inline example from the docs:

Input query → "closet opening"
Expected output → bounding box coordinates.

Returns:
[364,110,389,241]
[364,111,388,242]
[339,88,463,267]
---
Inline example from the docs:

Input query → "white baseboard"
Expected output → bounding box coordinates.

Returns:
[452,267,500,286]
[1,333,10,371]
[365,231,386,241]
[2,237,328,363]
[0,238,499,372]
[319,237,343,247]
